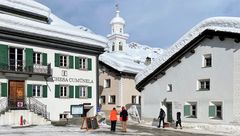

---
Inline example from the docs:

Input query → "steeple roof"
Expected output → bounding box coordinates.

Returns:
[110,5,125,25]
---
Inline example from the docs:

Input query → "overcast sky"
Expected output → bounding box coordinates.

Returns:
[36,0,240,49]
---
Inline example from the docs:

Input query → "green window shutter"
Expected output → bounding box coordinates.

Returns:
[87,86,92,98]
[69,86,74,98]
[25,48,33,72]
[209,105,216,117]
[75,57,80,69]
[55,85,60,98]
[69,56,74,69]
[55,53,60,67]
[27,84,32,97]
[42,85,48,98]
[184,105,190,116]
[1,83,7,97]
[88,58,92,71]
[75,86,80,98]
[0,44,8,70]
[42,53,47,66]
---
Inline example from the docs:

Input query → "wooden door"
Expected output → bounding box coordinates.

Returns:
[9,81,25,108]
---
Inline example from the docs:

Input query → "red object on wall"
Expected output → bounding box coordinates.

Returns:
[20,115,23,126]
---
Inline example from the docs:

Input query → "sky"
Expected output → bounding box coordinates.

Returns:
[36,0,240,49]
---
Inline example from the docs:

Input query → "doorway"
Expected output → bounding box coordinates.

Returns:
[166,102,173,122]
[9,80,25,108]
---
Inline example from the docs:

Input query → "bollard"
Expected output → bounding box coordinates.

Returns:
[20,115,23,126]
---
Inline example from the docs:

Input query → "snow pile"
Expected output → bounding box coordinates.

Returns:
[0,1,108,48]
[136,17,240,85]
[100,42,165,74]
[0,0,51,18]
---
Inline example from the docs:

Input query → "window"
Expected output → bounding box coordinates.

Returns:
[79,86,87,98]
[100,96,106,104]
[60,55,68,67]
[60,86,68,97]
[139,96,141,105]
[32,85,42,97]
[33,52,42,65]
[119,42,123,51]
[79,58,87,70]
[203,54,212,67]
[120,28,122,33]
[112,42,115,51]
[198,79,210,90]
[104,79,111,88]
[166,84,172,92]
[9,47,23,71]
[59,114,68,120]
[108,95,116,104]
[184,102,197,118]
[132,96,137,104]
[209,102,222,119]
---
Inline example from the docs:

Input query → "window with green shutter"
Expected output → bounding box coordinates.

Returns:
[75,86,80,98]
[75,57,80,69]
[1,83,7,97]
[25,48,33,72]
[69,86,74,98]
[43,85,48,98]
[88,58,92,70]
[69,56,74,69]
[55,53,60,67]
[0,44,8,70]
[42,53,47,66]
[209,105,216,117]
[87,86,92,98]
[55,85,60,98]
[184,105,190,116]
[27,84,33,97]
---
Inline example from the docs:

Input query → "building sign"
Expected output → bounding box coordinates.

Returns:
[51,77,94,83]
[71,105,84,115]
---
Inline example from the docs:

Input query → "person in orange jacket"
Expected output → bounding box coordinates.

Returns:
[110,107,118,132]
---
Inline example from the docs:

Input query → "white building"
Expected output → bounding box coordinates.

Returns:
[0,0,107,125]
[136,17,240,124]
[99,6,164,113]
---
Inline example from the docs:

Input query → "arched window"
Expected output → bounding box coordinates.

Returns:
[119,42,123,51]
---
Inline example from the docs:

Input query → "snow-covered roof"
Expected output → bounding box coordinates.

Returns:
[136,17,240,86]
[110,11,125,25]
[100,42,165,74]
[0,0,51,18]
[0,0,107,48]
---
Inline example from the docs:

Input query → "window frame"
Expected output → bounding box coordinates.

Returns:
[33,52,42,65]
[132,95,137,104]
[104,79,111,88]
[59,54,68,68]
[100,96,106,104]
[79,86,88,98]
[32,84,43,97]
[202,54,212,68]
[209,101,223,120]
[184,102,197,118]
[79,57,88,70]
[166,84,172,92]
[108,95,116,104]
[197,79,210,91]
[60,85,69,98]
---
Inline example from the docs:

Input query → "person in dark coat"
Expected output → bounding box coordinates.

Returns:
[175,112,182,129]
[158,108,165,128]
[120,106,128,132]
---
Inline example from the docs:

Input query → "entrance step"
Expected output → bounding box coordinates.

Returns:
[0,110,50,126]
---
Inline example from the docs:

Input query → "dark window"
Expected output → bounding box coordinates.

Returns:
[60,55,68,67]
[79,58,87,69]
[104,79,111,88]
[101,96,106,104]
[109,95,116,104]
[216,105,222,119]
[132,96,137,104]
[199,79,210,90]
[203,54,212,67]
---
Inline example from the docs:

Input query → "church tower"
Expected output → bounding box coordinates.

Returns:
[107,4,129,52]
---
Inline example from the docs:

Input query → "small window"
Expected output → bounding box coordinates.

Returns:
[60,85,68,97]
[120,28,122,33]
[184,102,197,118]
[139,96,141,105]
[209,101,222,120]
[79,57,87,70]
[166,84,172,92]
[132,96,137,104]
[112,44,115,51]
[32,85,42,97]
[100,96,106,104]
[60,55,68,67]
[108,95,116,104]
[59,114,68,120]
[203,54,212,67]
[33,52,42,65]
[79,86,88,98]
[119,42,123,51]
[104,79,111,88]
[198,79,210,90]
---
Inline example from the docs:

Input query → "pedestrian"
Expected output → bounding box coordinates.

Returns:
[120,106,128,132]
[110,107,118,132]
[158,108,165,128]
[175,112,182,129]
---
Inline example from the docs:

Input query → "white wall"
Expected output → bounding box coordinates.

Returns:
[142,37,237,124]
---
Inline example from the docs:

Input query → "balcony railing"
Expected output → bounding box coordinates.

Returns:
[0,63,52,76]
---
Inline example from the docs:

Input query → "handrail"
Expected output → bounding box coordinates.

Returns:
[26,97,50,120]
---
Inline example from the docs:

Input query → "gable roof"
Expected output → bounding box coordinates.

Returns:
[135,17,240,90]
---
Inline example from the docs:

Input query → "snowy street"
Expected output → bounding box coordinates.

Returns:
[0,124,220,136]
